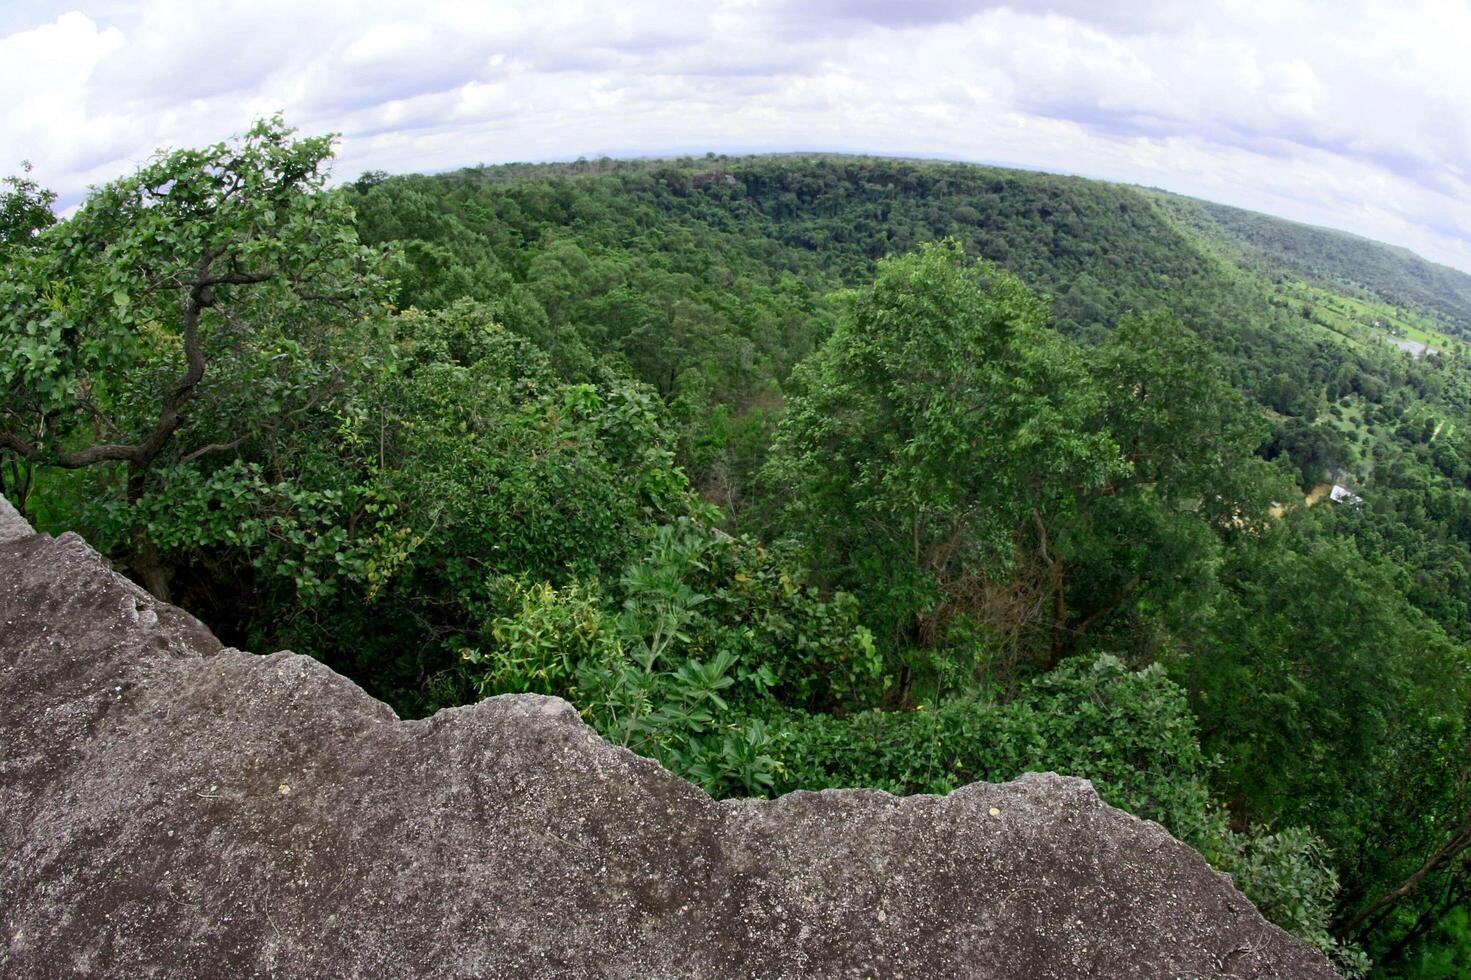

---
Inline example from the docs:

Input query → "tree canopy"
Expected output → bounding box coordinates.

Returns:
[0,116,386,597]
[7,126,1471,976]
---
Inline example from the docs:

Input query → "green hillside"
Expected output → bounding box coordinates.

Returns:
[1152,189,1471,338]
[6,131,1469,977]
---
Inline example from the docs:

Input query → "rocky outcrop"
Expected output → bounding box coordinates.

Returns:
[0,504,1337,978]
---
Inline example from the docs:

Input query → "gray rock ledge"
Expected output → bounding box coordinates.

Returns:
[0,502,1337,978]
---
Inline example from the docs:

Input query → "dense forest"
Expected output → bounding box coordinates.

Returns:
[4,119,1470,976]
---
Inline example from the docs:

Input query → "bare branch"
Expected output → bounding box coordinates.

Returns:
[0,430,138,468]
[178,434,250,465]
[0,432,37,458]
[1341,810,1471,935]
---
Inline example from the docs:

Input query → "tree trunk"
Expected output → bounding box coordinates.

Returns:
[1031,510,1069,669]
[126,463,171,603]
[1050,573,1143,667]
[0,454,33,515]
[1048,553,1067,664]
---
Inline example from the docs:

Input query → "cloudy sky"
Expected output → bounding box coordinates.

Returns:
[4,0,1470,271]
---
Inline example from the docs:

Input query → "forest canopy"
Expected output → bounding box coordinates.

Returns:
[4,121,1470,977]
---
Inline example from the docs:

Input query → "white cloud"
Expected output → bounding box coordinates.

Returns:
[2,0,1469,272]
[0,13,129,175]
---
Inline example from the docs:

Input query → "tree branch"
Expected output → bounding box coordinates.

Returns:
[1058,573,1144,659]
[0,430,139,468]
[1340,809,1471,935]
[177,433,251,465]
[2,254,232,472]
[199,270,274,288]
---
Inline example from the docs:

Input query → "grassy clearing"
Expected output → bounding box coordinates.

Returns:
[1274,279,1465,356]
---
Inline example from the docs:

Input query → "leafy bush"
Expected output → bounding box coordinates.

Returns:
[1218,828,1368,976]
[459,519,877,796]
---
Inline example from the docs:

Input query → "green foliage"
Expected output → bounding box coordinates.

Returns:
[1183,519,1465,854]
[0,163,55,251]
[466,626,1366,958]
[1386,904,1471,979]
[1,116,385,470]
[96,460,402,602]
[766,653,1357,958]
[459,519,877,796]
[771,655,1221,830]
[464,579,607,695]
[1221,827,1370,976]
[1156,191,1471,338]
[15,134,1471,969]
[765,241,1120,650]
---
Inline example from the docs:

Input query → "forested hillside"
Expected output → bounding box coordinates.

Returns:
[1154,191,1471,338]
[4,123,1469,976]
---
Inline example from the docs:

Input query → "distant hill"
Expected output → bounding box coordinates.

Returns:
[1149,190,1471,337]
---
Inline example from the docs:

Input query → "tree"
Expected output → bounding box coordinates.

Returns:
[1041,312,1279,663]
[764,241,1120,659]
[1183,521,1467,872]
[0,117,385,598]
[0,163,55,250]
[0,163,58,505]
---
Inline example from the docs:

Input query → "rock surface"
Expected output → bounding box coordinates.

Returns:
[0,505,1338,978]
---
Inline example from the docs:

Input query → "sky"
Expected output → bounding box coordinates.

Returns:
[4,0,1470,272]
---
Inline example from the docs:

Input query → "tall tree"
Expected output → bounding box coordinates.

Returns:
[1041,311,1279,663]
[0,117,385,598]
[764,240,1121,656]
